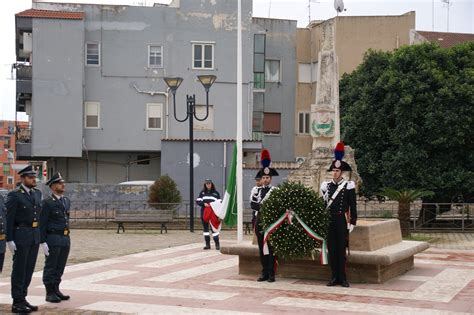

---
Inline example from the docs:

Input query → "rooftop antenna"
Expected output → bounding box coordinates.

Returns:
[432,0,435,31]
[308,0,320,25]
[441,0,452,32]
[334,0,346,16]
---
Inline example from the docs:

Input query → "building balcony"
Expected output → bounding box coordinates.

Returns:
[15,127,32,160]
[14,63,31,80]
[14,63,32,93]
[16,126,31,144]
[252,131,264,141]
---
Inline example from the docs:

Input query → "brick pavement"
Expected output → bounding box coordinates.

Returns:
[0,230,472,314]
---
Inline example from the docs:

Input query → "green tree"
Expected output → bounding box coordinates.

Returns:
[148,175,182,210]
[340,42,474,209]
[379,188,434,237]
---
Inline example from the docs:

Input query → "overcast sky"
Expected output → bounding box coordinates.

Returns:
[1,0,473,121]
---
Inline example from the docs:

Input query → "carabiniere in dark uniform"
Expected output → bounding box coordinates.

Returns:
[5,164,42,313]
[40,172,71,303]
[320,142,357,288]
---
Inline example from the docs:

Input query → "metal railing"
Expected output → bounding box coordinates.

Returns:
[16,127,32,143]
[14,63,32,80]
[66,200,473,231]
[357,200,473,231]
[69,201,196,227]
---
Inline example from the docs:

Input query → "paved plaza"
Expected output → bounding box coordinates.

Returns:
[0,230,473,314]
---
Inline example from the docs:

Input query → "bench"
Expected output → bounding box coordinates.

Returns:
[110,209,174,234]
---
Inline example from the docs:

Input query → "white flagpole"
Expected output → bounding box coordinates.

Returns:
[236,0,243,243]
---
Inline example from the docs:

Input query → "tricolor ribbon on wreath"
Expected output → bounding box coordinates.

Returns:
[262,209,329,265]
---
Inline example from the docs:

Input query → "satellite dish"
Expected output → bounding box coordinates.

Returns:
[334,0,344,13]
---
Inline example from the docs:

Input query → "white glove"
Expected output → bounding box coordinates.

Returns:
[7,241,16,254]
[348,224,355,233]
[41,243,49,256]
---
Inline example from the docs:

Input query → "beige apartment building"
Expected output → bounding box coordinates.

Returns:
[294,12,416,159]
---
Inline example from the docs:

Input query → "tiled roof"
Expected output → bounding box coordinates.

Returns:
[416,31,474,48]
[15,9,84,20]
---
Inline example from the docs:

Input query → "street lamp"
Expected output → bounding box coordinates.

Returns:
[164,75,217,232]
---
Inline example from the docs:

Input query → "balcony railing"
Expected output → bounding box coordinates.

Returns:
[252,131,264,141]
[13,63,32,80]
[16,127,31,143]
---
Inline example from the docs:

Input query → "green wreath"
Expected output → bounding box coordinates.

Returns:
[260,181,330,259]
[312,119,334,136]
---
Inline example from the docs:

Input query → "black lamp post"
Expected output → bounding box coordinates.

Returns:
[164,75,217,232]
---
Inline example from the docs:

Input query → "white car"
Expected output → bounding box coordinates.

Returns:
[118,181,154,186]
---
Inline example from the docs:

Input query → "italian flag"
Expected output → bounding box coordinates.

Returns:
[210,144,237,227]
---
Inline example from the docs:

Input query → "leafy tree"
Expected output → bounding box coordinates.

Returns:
[340,42,474,208]
[148,175,182,210]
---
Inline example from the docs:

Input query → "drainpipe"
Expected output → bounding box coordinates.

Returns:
[223,142,227,193]
[165,87,170,139]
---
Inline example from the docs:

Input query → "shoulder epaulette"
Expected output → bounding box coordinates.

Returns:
[346,181,356,190]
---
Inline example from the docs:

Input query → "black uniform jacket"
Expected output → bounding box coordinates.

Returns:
[40,195,71,247]
[5,186,42,245]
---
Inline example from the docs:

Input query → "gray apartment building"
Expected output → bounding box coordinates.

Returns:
[13,0,297,199]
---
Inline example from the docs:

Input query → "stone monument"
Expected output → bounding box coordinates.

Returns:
[288,19,361,192]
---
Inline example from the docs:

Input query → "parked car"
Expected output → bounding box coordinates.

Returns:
[118,181,154,186]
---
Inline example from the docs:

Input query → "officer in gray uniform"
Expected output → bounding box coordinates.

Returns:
[5,164,42,313]
[40,172,71,303]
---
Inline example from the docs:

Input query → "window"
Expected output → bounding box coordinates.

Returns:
[298,112,310,134]
[312,62,318,82]
[4,137,11,149]
[253,34,265,89]
[86,42,100,66]
[194,105,214,131]
[192,43,214,69]
[148,45,163,67]
[265,60,281,82]
[3,163,10,175]
[263,112,281,134]
[298,63,311,83]
[137,155,150,165]
[254,73,264,89]
[146,103,163,130]
[85,102,100,129]
[7,176,13,185]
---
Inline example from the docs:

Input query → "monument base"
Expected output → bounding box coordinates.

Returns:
[221,220,429,283]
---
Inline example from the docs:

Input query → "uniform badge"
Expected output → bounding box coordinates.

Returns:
[335,160,341,168]
[264,167,270,175]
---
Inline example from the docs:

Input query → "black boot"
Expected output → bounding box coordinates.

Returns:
[257,273,269,282]
[55,284,70,301]
[203,235,211,250]
[45,284,61,303]
[12,299,32,313]
[327,278,340,286]
[24,299,39,311]
[341,280,350,287]
[267,271,275,282]
[213,235,220,250]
